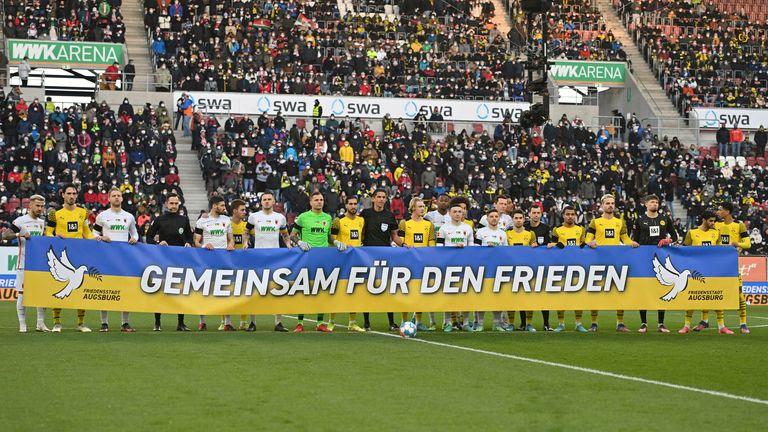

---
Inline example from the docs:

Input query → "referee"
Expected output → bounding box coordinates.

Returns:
[631,194,678,333]
[524,205,553,331]
[360,188,406,331]
[146,193,194,331]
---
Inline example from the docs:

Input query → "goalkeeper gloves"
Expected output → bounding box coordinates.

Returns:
[657,238,672,247]
[333,240,347,251]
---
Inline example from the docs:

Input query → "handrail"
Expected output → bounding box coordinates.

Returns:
[96,72,170,93]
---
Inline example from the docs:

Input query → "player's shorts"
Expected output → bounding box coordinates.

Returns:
[15,270,24,293]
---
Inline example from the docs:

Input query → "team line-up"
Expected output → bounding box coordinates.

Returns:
[6,185,751,335]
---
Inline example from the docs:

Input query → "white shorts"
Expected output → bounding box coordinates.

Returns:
[15,270,24,293]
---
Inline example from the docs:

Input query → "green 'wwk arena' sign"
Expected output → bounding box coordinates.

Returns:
[7,39,125,68]
[549,60,626,87]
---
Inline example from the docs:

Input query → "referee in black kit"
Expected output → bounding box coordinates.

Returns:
[145,193,194,331]
[524,205,553,330]
[360,188,406,331]
[631,194,678,333]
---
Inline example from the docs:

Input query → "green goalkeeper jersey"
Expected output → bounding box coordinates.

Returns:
[293,210,333,248]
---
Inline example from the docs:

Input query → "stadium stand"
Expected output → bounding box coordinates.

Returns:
[3,0,126,43]
[615,0,768,113]
[0,90,186,240]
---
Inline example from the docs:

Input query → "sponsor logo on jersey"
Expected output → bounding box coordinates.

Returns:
[67,221,78,232]
[605,228,615,238]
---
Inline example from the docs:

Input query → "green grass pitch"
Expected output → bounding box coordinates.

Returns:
[2,304,767,430]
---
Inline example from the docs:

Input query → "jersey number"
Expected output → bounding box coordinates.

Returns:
[67,221,78,233]
[605,228,615,238]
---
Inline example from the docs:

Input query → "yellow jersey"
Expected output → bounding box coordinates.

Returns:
[398,218,436,247]
[551,225,585,247]
[231,220,247,249]
[45,206,94,239]
[715,221,750,251]
[464,219,475,231]
[586,216,631,245]
[331,215,365,246]
[683,228,721,246]
[507,228,536,246]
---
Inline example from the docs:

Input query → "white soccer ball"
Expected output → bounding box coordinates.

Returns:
[400,321,417,338]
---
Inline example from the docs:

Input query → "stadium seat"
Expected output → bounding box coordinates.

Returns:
[21,198,30,209]
[736,156,747,167]
[757,157,767,168]
[747,156,756,166]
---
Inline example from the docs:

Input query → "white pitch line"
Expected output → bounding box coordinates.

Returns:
[284,316,768,406]
[749,315,768,320]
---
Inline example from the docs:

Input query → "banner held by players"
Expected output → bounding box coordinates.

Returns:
[22,238,739,314]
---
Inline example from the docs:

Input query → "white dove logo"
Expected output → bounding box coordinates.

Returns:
[652,254,705,302]
[47,247,102,299]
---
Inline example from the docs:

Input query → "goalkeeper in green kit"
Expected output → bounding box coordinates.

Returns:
[289,191,347,333]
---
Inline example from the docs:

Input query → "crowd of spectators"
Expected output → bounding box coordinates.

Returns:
[0,88,186,242]
[616,0,768,113]
[3,0,126,43]
[189,106,768,254]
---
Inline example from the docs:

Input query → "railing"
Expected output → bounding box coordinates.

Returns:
[641,116,700,145]
[95,73,170,93]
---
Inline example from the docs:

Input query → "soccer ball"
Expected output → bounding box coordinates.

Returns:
[400,321,417,338]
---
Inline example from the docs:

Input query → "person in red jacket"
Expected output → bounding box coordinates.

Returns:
[104,62,120,90]
[390,192,405,221]
[730,124,744,157]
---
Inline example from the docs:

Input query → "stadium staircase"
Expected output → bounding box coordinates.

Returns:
[173,132,210,218]
[489,0,514,34]
[120,0,155,89]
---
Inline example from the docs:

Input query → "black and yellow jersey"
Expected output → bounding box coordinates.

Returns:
[715,221,750,251]
[507,228,536,246]
[464,219,475,231]
[231,219,247,249]
[683,228,721,246]
[45,206,94,239]
[551,225,585,247]
[398,218,436,247]
[586,216,631,245]
[331,215,365,246]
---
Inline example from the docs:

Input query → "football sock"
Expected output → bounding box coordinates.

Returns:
[591,310,599,324]
[121,312,129,325]
[639,310,647,325]
[36,307,46,326]
[274,314,282,324]
[297,314,304,325]
[387,312,395,325]
[462,312,472,325]
[363,312,370,327]
[657,310,666,326]
[492,311,502,325]
[519,311,527,327]
[451,312,458,323]
[77,309,85,325]
[349,312,357,322]
[701,310,710,322]
[317,314,324,324]
[443,312,452,325]
[240,315,248,323]
[542,310,550,327]
[329,313,337,323]
[507,311,516,325]
[616,310,625,325]
[428,312,436,325]
[199,315,206,324]
[684,310,693,327]
[716,310,725,328]
[525,311,533,324]
[738,293,747,325]
[16,293,25,325]
[415,312,423,323]
[557,310,565,325]
[475,311,484,326]
[154,313,161,325]
[177,314,185,325]
[224,315,232,326]
[401,312,408,323]
[100,311,109,324]
[53,308,61,325]
[575,310,583,322]
[249,315,256,324]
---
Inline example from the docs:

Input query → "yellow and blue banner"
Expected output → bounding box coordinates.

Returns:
[22,238,739,314]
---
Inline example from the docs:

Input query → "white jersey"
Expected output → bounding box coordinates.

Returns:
[94,208,139,243]
[195,214,232,249]
[437,221,474,247]
[475,226,509,246]
[425,210,449,231]
[12,214,46,271]
[479,213,512,230]
[247,210,287,249]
